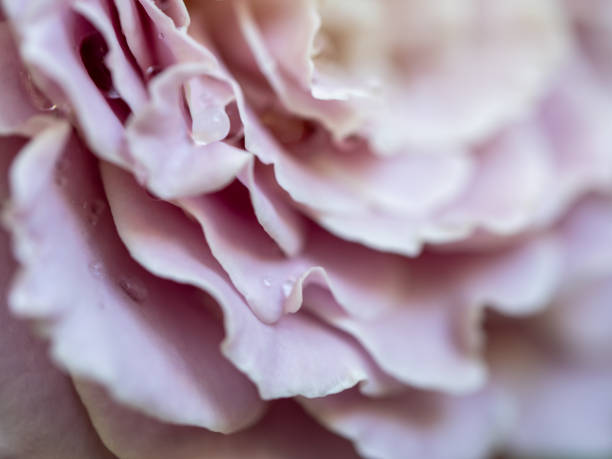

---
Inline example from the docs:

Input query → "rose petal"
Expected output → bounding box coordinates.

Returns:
[179,180,563,393]
[73,0,149,112]
[489,327,612,457]
[3,1,129,165]
[101,163,396,399]
[0,22,43,134]
[125,62,250,198]
[77,382,360,459]
[239,158,307,257]
[232,0,361,140]
[300,388,507,459]
[6,123,264,432]
[0,137,114,459]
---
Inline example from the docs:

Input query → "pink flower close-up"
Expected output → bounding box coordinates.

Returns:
[1,1,611,458]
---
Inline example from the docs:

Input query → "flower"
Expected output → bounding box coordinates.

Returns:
[0,1,611,458]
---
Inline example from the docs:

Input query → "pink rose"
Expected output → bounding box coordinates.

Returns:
[1,1,611,458]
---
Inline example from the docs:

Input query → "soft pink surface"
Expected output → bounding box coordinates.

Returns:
[1,1,611,458]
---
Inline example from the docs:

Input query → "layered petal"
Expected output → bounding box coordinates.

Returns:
[125,62,250,198]
[216,0,570,151]
[5,123,264,433]
[0,136,114,459]
[101,163,396,399]
[301,388,506,459]
[77,382,360,459]
[488,326,612,457]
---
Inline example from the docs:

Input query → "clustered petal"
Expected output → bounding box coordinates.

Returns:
[0,1,611,459]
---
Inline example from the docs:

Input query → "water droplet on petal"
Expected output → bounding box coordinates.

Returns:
[191,105,230,145]
[263,277,272,287]
[119,277,148,303]
[89,261,104,278]
[83,199,106,226]
[282,277,296,297]
[106,87,121,99]
[146,65,162,79]
[91,199,106,215]
[158,31,165,40]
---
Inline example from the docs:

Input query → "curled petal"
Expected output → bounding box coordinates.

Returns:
[126,63,250,198]
[489,328,612,457]
[0,136,113,459]
[300,388,507,459]
[0,22,43,134]
[239,158,307,257]
[101,164,395,399]
[6,124,264,433]
[77,382,360,459]
[3,0,130,165]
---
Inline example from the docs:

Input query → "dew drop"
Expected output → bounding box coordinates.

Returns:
[262,277,272,288]
[90,199,106,215]
[83,199,106,226]
[119,277,148,303]
[106,87,121,99]
[158,31,165,40]
[89,261,104,278]
[191,105,230,145]
[145,65,162,80]
[282,277,296,297]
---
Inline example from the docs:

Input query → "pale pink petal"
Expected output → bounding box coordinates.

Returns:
[438,122,554,235]
[231,0,361,139]
[489,329,612,457]
[6,123,264,433]
[289,85,611,254]
[246,0,319,90]
[300,388,506,459]
[566,0,612,84]
[179,185,412,324]
[0,138,114,459]
[110,0,152,72]
[313,211,432,257]
[239,158,307,257]
[77,382,360,459]
[559,195,612,281]
[179,179,564,393]
[73,0,149,112]
[538,196,612,357]
[3,1,129,165]
[100,163,398,399]
[460,236,563,316]
[135,0,221,65]
[361,0,570,152]
[546,276,612,357]
[303,287,487,395]
[149,0,189,30]
[125,62,250,198]
[274,130,472,216]
[224,0,569,150]
[536,58,612,219]
[0,249,116,459]
[311,234,563,393]
[0,22,44,134]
